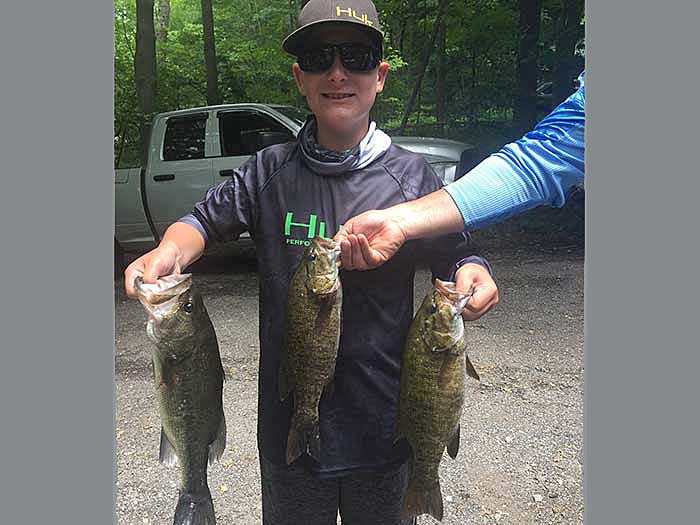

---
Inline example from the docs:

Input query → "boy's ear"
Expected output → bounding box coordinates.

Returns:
[376,62,389,94]
[292,63,306,96]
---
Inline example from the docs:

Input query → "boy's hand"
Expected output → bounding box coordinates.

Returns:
[123,242,182,297]
[455,263,499,321]
[334,209,407,270]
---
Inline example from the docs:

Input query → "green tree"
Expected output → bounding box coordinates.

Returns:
[156,0,170,42]
[115,0,584,163]
[398,0,450,134]
[201,0,221,105]
[514,0,542,137]
[552,0,584,104]
[115,1,140,167]
[135,0,158,164]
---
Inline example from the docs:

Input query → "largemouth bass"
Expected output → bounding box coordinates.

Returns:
[135,274,226,525]
[398,279,480,522]
[280,236,342,464]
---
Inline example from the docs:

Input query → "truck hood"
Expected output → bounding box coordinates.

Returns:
[390,136,473,162]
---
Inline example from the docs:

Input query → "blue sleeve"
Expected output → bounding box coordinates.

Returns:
[444,71,585,231]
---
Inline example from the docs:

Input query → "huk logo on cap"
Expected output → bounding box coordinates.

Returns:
[282,0,384,56]
[336,5,374,27]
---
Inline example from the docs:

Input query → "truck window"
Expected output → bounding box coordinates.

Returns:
[163,115,207,161]
[219,111,294,157]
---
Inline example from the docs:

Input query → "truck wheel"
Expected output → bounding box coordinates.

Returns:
[114,238,125,278]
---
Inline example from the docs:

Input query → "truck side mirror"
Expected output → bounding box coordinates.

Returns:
[456,146,486,180]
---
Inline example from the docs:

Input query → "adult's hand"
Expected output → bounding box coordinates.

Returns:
[334,190,467,271]
[334,209,407,270]
[455,263,499,321]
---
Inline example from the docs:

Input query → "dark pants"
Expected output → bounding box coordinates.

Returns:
[260,456,418,525]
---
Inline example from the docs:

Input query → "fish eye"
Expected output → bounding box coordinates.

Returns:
[184,302,193,313]
[308,253,317,261]
[430,303,438,314]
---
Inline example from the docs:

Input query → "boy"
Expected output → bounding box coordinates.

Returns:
[124,1,497,522]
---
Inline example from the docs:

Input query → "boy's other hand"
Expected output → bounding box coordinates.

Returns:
[455,263,499,321]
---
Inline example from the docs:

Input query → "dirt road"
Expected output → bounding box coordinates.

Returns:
[115,241,584,524]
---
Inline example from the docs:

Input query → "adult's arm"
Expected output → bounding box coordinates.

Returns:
[336,72,586,268]
[445,72,585,230]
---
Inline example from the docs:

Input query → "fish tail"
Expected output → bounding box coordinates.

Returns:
[173,488,216,525]
[285,416,320,465]
[401,477,444,522]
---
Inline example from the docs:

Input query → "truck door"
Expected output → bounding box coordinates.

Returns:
[145,113,214,237]
[211,109,295,181]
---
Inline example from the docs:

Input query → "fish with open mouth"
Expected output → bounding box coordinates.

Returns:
[398,278,480,522]
[135,273,226,525]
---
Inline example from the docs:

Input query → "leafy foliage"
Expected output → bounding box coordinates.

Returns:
[115,0,584,167]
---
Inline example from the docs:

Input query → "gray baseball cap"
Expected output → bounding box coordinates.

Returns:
[283,0,384,56]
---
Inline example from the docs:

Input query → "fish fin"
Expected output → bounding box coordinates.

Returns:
[314,294,335,332]
[158,428,178,467]
[404,452,415,480]
[285,417,321,465]
[401,477,444,522]
[285,422,303,465]
[448,336,467,356]
[208,414,227,466]
[308,420,321,461]
[173,489,216,525]
[394,412,407,444]
[323,378,335,398]
[465,354,480,381]
[447,424,460,459]
[339,308,344,346]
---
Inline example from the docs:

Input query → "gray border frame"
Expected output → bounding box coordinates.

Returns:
[586,1,699,523]
[3,1,698,522]
[0,2,115,522]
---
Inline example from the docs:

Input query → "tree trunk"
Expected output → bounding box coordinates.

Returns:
[469,45,477,123]
[398,0,450,135]
[155,0,170,43]
[398,0,417,58]
[513,0,542,137]
[434,18,446,136]
[553,0,584,105]
[289,0,297,32]
[201,0,222,105]
[135,0,157,165]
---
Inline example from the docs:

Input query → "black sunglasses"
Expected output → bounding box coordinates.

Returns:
[297,43,381,73]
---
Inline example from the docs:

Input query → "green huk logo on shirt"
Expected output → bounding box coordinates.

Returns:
[284,211,342,246]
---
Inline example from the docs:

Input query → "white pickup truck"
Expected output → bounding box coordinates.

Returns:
[114,103,479,261]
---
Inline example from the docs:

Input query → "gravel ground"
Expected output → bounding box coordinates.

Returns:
[115,239,584,525]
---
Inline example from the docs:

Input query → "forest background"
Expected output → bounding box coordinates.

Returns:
[114,0,585,237]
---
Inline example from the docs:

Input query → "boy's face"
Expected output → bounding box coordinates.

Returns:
[292,25,389,148]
